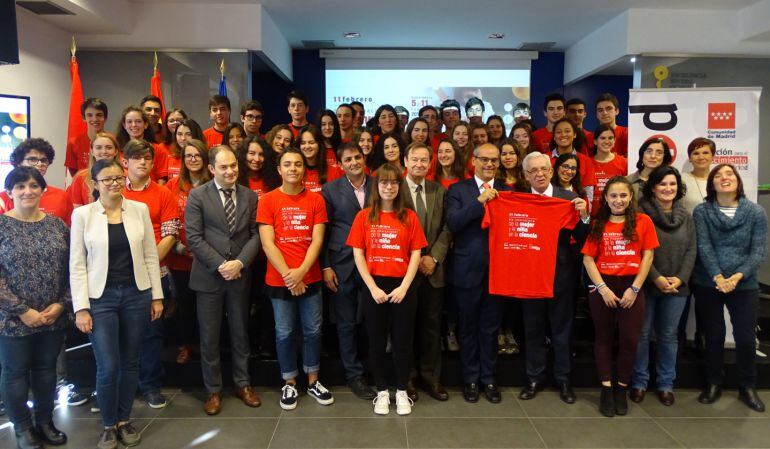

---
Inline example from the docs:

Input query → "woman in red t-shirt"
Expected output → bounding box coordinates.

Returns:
[115,106,168,183]
[451,121,474,175]
[498,139,527,191]
[158,109,188,180]
[317,110,342,168]
[165,138,211,364]
[298,126,343,193]
[265,124,294,155]
[430,138,468,190]
[582,176,658,418]
[510,121,536,155]
[223,123,246,153]
[168,119,205,181]
[404,118,430,147]
[256,148,333,411]
[355,127,375,174]
[487,115,506,148]
[68,132,121,207]
[591,124,628,217]
[347,164,427,416]
[368,132,405,175]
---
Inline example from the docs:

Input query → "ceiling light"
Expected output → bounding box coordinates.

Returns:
[344,32,361,39]
[488,33,505,39]
[630,56,637,63]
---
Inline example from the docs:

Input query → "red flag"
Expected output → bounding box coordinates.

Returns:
[151,67,166,123]
[67,56,87,147]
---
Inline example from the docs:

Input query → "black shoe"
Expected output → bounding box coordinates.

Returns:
[484,384,502,404]
[35,422,67,446]
[738,387,766,412]
[14,428,42,449]
[599,386,614,417]
[558,383,576,404]
[614,385,628,416]
[518,382,543,400]
[348,378,377,400]
[406,379,419,402]
[698,384,722,404]
[463,383,479,403]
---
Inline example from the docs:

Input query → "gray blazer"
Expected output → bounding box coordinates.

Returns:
[321,175,372,284]
[401,178,452,288]
[185,180,260,292]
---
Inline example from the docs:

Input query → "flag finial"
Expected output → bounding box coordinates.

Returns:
[70,36,76,59]
[220,59,225,77]
[153,51,158,71]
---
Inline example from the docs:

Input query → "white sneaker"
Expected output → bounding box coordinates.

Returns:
[395,390,413,415]
[373,390,390,415]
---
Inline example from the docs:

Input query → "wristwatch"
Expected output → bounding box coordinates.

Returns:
[630,285,640,294]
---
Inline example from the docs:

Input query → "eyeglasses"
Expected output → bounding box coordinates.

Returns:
[474,157,500,165]
[167,119,182,125]
[184,154,201,160]
[378,180,400,187]
[244,114,262,121]
[526,167,552,175]
[559,165,578,172]
[97,176,126,186]
[23,157,50,166]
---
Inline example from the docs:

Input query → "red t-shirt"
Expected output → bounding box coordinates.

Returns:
[346,208,427,278]
[157,142,181,180]
[430,133,447,151]
[203,127,224,148]
[164,176,193,271]
[590,156,628,215]
[482,192,579,298]
[581,213,659,276]
[65,133,91,172]
[325,148,338,168]
[248,176,268,199]
[67,170,94,206]
[256,188,328,287]
[613,125,628,158]
[122,181,178,267]
[0,186,73,227]
[303,166,344,193]
[532,127,553,152]
[550,151,597,188]
[578,129,594,155]
[438,177,462,190]
[150,143,170,182]
[288,123,304,139]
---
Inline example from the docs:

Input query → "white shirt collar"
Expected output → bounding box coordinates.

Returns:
[531,183,554,197]
[474,175,493,190]
[214,179,236,192]
[405,175,425,192]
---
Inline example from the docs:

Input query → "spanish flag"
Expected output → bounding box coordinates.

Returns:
[150,51,167,122]
[67,37,86,150]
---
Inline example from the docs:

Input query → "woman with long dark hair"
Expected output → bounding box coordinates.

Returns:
[552,153,586,201]
[627,137,672,199]
[166,118,203,181]
[317,110,342,167]
[237,135,280,199]
[486,115,506,147]
[369,132,405,174]
[298,125,343,193]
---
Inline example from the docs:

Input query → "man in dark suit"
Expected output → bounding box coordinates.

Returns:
[402,143,452,402]
[446,143,508,404]
[185,145,261,415]
[321,142,376,400]
[517,151,589,404]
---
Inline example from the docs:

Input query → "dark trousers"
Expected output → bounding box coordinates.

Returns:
[362,276,418,391]
[412,275,444,383]
[138,275,171,395]
[170,269,198,345]
[330,271,365,382]
[693,285,758,388]
[0,330,64,431]
[589,275,646,385]
[196,277,252,394]
[248,257,275,354]
[455,282,504,385]
[520,289,575,384]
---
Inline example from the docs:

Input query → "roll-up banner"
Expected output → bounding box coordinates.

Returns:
[628,87,761,202]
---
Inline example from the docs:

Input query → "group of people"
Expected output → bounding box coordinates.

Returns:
[0,88,766,449]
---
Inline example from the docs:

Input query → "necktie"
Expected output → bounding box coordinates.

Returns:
[222,188,235,234]
[482,182,491,192]
[415,184,428,230]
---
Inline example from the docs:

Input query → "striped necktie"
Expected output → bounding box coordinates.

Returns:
[222,188,235,234]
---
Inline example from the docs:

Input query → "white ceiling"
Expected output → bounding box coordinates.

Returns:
[129,0,761,50]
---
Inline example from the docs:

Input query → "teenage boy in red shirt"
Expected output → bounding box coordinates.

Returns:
[204,95,231,148]
[287,90,310,138]
[65,98,108,176]
[141,95,165,144]
[566,98,594,155]
[336,103,355,143]
[532,93,566,152]
[350,101,365,130]
[240,100,264,138]
[595,93,628,157]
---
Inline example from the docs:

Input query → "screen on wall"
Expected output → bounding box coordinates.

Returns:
[0,94,30,189]
[326,69,531,127]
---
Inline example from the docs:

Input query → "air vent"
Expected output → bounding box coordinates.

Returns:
[517,42,556,51]
[17,1,74,15]
[302,40,336,49]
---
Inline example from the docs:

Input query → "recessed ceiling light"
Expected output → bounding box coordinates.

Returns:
[344,32,361,38]
[630,56,637,63]
[488,33,505,39]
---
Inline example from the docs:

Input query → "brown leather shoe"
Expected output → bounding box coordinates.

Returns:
[204,393,222,415]
[235,386,261,407]
[629,388,646,403]
[406,379,419,402]
[657,390,675,406]
[424,382,449,401]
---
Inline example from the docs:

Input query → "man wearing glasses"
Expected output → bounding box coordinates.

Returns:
[240,100,264,138]
[445,143,508,404]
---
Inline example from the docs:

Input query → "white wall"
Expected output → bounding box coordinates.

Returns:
[0,7,71,189]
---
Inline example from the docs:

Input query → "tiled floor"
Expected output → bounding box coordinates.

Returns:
[0,388,768,448]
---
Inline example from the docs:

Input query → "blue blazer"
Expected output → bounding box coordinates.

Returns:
[445,177,508,288]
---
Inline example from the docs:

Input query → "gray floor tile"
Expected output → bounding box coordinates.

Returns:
[285,388,393,418]
[640,389,770,418]
[408,391,526,418]
[531,417,681,448]
[140,417,278,449]
[518,390,648,418]
[33,418,151,449]
[155,390,282,418]
[407,417,543,448]
[656,417,770,448]
[52,395,162,421]
[269,417,407,448]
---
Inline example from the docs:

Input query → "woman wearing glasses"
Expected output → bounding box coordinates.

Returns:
[70,158,164,449]
[627,137,672,199]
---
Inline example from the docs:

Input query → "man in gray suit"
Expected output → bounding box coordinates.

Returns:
[321,142,376,400]
[185,145,261,415]
[402,142,452,401]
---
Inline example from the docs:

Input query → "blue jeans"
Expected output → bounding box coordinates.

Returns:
[632,293,687,391]
[138,275,170,395]
[90,283,151,427]
[271,290,323,381]
[0,330,64,431]
[329,272,364,382]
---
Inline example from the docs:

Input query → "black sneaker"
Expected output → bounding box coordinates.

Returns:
[65,384,88,406]
[90,391,100,413]
[145,391,168,409]
[280,384,298,410]
[307,380,334,405]
[97,427,118,449]
[117,422,141,447]
[348,378,377,400]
